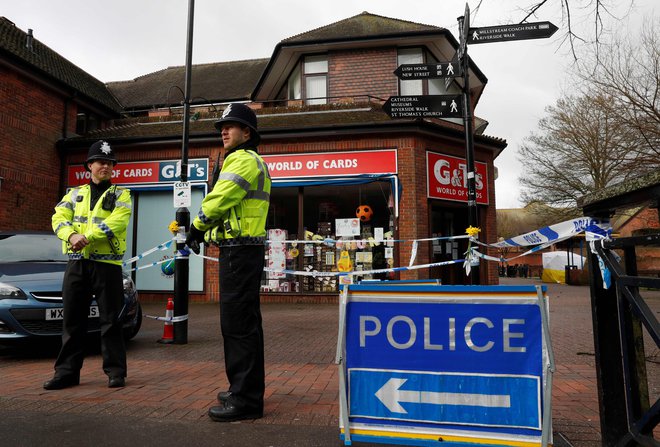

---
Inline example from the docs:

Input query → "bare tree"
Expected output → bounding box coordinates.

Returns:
[517,92,644,218]
[514,0,636,59]
[577,19,660,166]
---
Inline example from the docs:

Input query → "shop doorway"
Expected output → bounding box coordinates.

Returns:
[429,202,469,285]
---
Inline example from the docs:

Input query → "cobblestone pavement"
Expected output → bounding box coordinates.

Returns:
[0,277,658,446]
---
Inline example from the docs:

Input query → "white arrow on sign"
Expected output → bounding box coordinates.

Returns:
[375,378,511,414]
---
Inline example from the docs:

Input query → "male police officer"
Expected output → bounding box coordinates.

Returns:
[186,103,271,422]
[45,140,132,390]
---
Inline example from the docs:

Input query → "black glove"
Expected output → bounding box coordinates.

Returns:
[185,225,205,254]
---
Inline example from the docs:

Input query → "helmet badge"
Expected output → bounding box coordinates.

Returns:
[100,141,112,155]
[221,104,232,119]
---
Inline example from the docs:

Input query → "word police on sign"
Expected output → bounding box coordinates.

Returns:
[338,284,550,446]
[383,95,463,119]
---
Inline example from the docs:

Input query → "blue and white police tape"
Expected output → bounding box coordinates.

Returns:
[490,217,611,248]
[124,256,175,273]
[144,313,189,323]
[123,216,612,278]
[123,238,175,267]
[263,258,463,278]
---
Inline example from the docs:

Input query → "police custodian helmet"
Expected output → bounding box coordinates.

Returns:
[85,140,117,171]
[214,103,261,145]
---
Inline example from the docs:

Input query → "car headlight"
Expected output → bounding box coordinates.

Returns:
[122,275,136,296]
[0,282,28,299]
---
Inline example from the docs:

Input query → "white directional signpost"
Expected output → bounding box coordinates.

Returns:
[337,283,555,446]
[384,4,559,284]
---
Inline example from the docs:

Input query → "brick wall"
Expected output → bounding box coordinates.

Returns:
[617,207,660,275]
[329,48,398,100]
[0,67,75,231]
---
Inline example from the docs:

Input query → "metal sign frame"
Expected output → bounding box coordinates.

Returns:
[336,284,554,446]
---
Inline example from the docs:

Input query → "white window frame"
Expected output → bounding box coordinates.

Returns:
[304,55,328,105]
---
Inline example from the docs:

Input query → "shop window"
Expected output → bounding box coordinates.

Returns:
[263,181,395,294]
[127,189,205,292]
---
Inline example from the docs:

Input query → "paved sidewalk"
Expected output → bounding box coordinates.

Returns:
[0,277,658,446]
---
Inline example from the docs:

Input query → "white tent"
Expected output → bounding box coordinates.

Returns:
[541,251,586,284]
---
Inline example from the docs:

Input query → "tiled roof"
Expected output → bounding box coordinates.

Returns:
[578,170,660,212]
[71,106,393,142]
[62,104,506,152]
[106,59,269,110]
[0,17,121,113]
[282,11,442,43]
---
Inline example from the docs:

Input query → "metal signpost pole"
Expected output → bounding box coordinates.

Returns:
[173,0,195,344]
[458,6,479,284]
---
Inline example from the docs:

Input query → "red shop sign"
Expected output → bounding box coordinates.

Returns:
[426,151,489,204]
[262,149,397,179]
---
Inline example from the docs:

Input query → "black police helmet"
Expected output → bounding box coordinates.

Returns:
[85,140,117,171]
[214,103,261,145]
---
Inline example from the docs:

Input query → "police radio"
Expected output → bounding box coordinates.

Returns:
[102,186,118,211]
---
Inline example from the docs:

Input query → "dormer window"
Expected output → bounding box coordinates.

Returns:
[398,48,459,96]
[303,55,328,105]
[398,48,424,95]
[287,55,328,105]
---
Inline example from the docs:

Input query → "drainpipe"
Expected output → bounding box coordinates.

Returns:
[58,94,75,196]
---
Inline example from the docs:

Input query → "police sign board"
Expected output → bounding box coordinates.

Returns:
[339,284,550,446]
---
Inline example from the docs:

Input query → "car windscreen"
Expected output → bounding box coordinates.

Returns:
[0,234,68,262]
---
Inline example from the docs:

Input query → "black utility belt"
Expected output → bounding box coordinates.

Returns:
[212,236,266,247]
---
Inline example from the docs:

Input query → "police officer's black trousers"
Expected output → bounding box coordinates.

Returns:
[218,244,265,411]
[54,260,127,379]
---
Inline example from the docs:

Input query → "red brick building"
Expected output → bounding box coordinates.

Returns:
[1,12,507,302]
[0,17,121,231]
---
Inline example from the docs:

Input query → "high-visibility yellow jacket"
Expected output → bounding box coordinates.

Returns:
[52,184,132,265]
[192,146,270,245]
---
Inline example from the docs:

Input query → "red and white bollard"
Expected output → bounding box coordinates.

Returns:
[157,297,174,344]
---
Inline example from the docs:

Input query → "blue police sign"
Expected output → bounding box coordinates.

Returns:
[340,284,549,445]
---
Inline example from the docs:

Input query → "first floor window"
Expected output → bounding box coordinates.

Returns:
[304,55,328,105]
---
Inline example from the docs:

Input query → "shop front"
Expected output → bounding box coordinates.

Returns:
[426,151,491,286]
[262,149,398,295]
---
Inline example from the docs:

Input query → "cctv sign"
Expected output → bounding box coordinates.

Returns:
[426,151,489,204]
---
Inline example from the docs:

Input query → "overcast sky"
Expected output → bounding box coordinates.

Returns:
[3,0,656,208]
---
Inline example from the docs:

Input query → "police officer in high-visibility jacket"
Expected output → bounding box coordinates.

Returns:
[44,140,132,390]
[186,103,271,422]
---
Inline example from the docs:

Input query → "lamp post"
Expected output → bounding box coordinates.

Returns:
[458,7,480,284]
[173,0,195,344]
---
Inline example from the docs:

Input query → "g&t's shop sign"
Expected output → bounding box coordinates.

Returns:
[262,149,397,179]
[67,159,209,186]
[426,151,489,205]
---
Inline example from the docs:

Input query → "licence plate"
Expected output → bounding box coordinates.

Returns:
[45,306,99,320]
